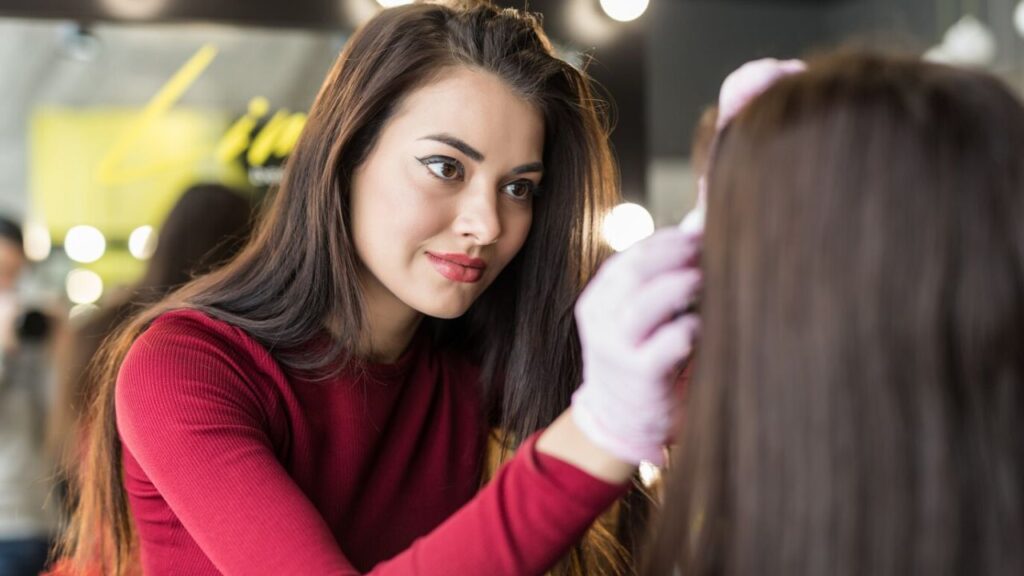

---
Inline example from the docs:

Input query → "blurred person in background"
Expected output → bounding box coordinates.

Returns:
[645,52,1024,576]
[56,2,700,576]
[49,183,253,516]
[0,216,61,576]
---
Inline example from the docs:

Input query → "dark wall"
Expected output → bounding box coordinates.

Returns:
[648,0,949,160]
[647,0,833,158]
[827,0,1021,76]
[825,0,937,49]
[579,25,647,202]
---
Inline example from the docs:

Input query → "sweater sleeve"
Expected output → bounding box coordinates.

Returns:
[116,318,357,575]
[116,316,628,576]
[368,434,627,575]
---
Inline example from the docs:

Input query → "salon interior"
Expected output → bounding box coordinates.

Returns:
[0,0,1020,575]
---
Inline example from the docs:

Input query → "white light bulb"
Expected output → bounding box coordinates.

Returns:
[66,269,104,305]
[942,15,997,66]
[69,303,99,321]
[129,225,157,260]
[638,460,661,488]
[23,223,51,262]
[599,0,650,22]
[101,0,167,19]
[923,44,953,64]
[602,202,655,252]
[64,226,106,264]
[1015,1,1024,37]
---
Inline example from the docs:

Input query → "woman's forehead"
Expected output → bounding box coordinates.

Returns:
[384,67,545,158]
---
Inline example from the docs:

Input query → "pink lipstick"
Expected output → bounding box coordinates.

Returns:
[426,252,487,283]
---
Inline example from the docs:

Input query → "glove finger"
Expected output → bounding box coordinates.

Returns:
[576,250,638,324]
[778,59,808,74]
[679,206,705,236]
[637,313,701,376]
[615,227,702,283]
[579,227,700,318]
[621,269,702,344]
[718,58,806,129]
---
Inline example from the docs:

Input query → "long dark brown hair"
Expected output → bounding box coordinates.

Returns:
[61,2,636,574]
[646,52,1024,575]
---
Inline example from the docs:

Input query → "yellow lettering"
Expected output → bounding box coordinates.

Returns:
[96,44,218,186]
[216,97,271,164]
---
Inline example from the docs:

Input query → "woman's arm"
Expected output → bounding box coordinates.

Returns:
[536,408,635,484]
[117,321,357,575]
[117,316,628,576]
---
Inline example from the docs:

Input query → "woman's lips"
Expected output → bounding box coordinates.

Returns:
[426,252,487,283]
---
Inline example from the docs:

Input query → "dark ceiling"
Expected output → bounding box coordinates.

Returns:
[0,0,857,30]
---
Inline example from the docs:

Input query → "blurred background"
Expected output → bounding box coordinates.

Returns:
[0,0,1015,313]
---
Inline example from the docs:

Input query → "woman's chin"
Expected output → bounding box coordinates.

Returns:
[418,302,473,320]
[410,292,478,320]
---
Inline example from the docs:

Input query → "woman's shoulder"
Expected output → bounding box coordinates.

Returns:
[116,308,293,439]
[116,309,296,463]
[137,308,271,359]
[144,306,244,336]
[123,308,286,392]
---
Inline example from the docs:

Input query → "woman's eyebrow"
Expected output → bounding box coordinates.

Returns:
[419,133,484,162]
[510,162,543,175]
[420,133,542,175]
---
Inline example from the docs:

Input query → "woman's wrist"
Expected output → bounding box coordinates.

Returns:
[536,408,636,485]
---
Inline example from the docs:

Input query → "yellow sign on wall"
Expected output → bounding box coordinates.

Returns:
[29,107,238,287]
[30,107,235,240]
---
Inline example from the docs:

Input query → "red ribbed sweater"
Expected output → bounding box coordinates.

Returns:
[115,310,626,575]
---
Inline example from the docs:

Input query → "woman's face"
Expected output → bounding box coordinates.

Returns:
[350,66,544,319]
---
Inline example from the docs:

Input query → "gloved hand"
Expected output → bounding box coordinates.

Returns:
[571,226,702,466]
[696,58,807,215]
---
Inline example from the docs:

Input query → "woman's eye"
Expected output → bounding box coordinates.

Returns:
[501,180,536,200]
[419,156,463,180]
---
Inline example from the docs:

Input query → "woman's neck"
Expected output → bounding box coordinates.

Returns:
[356,270,424,364]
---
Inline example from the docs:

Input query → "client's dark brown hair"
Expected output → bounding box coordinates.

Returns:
[646,51,1024,576]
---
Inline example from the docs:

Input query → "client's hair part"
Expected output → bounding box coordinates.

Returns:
[646,51,1024,576]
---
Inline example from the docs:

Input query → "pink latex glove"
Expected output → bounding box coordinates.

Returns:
[571,226,702,466]
[716,58,806,129]
[696,57,807,213]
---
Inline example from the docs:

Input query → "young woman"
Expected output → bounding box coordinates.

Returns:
[645,52,1024,575]
[60,2,701,575]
